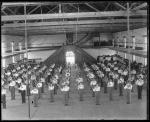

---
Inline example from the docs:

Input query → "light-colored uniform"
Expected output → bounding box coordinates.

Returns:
[93,85,100,105]
[31,88,38,107]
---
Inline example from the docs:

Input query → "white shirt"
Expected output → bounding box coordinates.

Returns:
[78,84,84,90]
[2,89,6,95]
[31,89,38,94]
[17,78,22,83]
[136,79,144,86]
[124,83,132,90]
[31,75,36,80]
[65,72,70,77]
[76,78,83,83]
[14,73,19,77]
[93,85,100,91]
[90,80,97,86]
[118,78,124,84]
[61,86,70,91]
[114,67,118,70]
[88,73,95,79]
[41,78,45,82]
[123,70,128,76]
[55,75,59,80]
[6,72,11,76]
[37,82,42,88]
[106,68,110,72]
[48,85,54,90]
[107,81,114,87]
[19,85,26,90]
[52,79,58,84]
[9,81,16,86]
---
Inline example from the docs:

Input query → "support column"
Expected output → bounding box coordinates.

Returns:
[11,41,15,63]
[132,36,135,49]
[143,35,147,51]
[132,55,135,61]
[59,4,61,13]
[127,2,131,79]
[117,37,119,47]
[112,39,114,47]
[19,42,22,60]
[124,53,126,59]
[124,36,126,48]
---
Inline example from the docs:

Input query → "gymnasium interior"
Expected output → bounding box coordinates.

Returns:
[1,1,148,120]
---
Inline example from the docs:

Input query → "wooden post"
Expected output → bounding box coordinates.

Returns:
[24,3,30,119]
[127,2,131,79]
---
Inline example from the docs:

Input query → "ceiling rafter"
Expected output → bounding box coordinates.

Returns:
[132,2,147,11]
[47,5,58,14]
[104,3,111,11]
[2,18,146,28]
[113,2,126,10]
[2,10,147,22]
[28,5,41,14]
[6,7,16,14]
[1,10,7,15]
[85,3,100,12]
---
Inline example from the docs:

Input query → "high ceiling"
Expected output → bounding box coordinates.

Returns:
[1,1,147,36]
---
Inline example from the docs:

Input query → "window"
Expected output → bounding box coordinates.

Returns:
[2,58,5,68]
[66,51,75,65]
[133,55,135,61]
[12,56,15,63]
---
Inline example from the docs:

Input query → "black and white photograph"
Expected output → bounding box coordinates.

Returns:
[1,1,148,120]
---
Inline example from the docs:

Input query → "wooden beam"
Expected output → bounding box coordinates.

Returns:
[3,23,142,31]
[6,7,16,14]
[28,5,41,14]
[85,3,100,12]
[47,5,58,14]
[2,18,146,28]
[132,3,147,11]
[2,2,102,6]
[2,10,147,21]
[104,3,110,11]
[1,10,7,15]
[114,2,126,10]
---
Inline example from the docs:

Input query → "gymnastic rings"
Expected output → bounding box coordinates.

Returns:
[66,73,70,77]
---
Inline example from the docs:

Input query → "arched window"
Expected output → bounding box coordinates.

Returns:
[66,51,75,65]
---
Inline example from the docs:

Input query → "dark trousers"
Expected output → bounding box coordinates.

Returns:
[114,79,118,90]
[21,90,26,103]
[50,90,54,102]
[79,89,84,101]
[54,85,58,95]
[41,83,44,93]
[64,91,69,106]
[137,85,143,99]
[90,87,95,97]
[119,84,123,96]
[101,80,104,87]
[10,86,15,100]
[104,82,107,93]
[2,95,6,109]
[131,83,134,92]
[108,87,113,101]
[95,91,100,105]
[33,94,38,107]
[38,88,42,99]
[126,89,131,104]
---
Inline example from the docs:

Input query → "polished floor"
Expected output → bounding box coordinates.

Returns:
[2,67,147,120]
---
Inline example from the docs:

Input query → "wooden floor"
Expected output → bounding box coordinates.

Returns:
[2,67,147,120]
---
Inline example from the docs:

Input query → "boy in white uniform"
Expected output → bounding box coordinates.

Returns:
[93,84,100,105]
[31,88,39,107]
